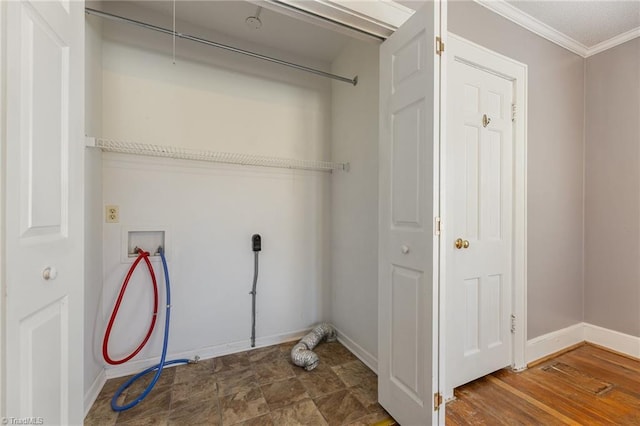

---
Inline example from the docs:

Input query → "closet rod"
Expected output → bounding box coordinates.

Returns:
[85,8,358,86]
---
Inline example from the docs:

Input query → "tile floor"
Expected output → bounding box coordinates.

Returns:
[85,341,395,425]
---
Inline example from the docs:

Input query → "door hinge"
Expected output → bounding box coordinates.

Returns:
[510,314,516,334]
[434,392,443,410]
[435,217,441,236]
[436,36,445,56]
[511,103,516,122]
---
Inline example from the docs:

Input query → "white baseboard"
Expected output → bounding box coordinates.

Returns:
[104,328,310,379]
[584,323,640,359]
[527,322,640,365]
[333,327,378,374]
[526,322,585,364]
[84,369,107,418]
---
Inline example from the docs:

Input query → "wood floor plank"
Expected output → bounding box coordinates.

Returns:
[445,398,493,426]
[485,375,580,425]
[575,344,640,374]
[568,346,640,381]
[561,351,640,398]
[491,369,614,425]
[457,376,561,425]
[446,345,640,425]
[540,361,613,394]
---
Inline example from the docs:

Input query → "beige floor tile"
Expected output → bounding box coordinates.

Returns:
[116,385,171,424]
[215,367,259,397]
[260,377,309,410]
[276,340,298,355]
[252,358,296,385]
[332,360,377,388]
[270,399,328,426]
[343,408,394,426]
[296,363,346,399]
[313,342,358,367]
[233,413,275,426]
[219,386,270,425]
[116,411,169,426]
[173,359,214,385]
[349,375,379,410]
[248,346,281,363]
[87,341,395,426]
[84,395,119,426]
[170,375,217,410]
[125,367,176,397]
[213,352,251,373]
[99,374,135,399]
[168,397,221,425]
[314,389,368,425]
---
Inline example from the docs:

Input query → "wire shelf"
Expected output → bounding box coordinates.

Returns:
[87,137,348,173]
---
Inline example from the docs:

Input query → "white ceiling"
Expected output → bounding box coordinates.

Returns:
[506,0,640,49]
[127,1,354,63]
[115,1,639,60]
[399,0,640,56]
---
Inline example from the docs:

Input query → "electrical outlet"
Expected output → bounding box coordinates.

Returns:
[105,205,119,223]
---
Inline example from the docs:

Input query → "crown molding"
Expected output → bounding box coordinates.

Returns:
[586,26,640,57]
[259,0,640,57]
[474,0,640,58]
[474,0,589,57]
[257,0,415,40]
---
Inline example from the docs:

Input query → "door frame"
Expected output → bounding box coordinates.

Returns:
[0,0,6,416]
[440,33,528,398]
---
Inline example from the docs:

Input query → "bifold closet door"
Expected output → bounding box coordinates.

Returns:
[378,1,445,424]
[4,0,85,423]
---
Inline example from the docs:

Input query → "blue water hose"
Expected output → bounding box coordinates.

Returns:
[110,248,191,411]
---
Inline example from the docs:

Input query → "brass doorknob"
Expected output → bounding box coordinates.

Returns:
[455,238,470,249]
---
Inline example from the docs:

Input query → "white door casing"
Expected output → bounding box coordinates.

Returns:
[4,1,84,423]
[378,1,445,424]
[446,51,514,389]
[442,34,528,396]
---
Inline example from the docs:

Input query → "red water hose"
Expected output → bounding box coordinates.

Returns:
[103,250,159,365]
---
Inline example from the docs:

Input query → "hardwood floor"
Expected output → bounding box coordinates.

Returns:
[446,343,640,425]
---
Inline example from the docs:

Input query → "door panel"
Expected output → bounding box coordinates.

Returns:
[390,266,422,400]
[5,1,84,423]
[392,101,424,227]
[19,297,69,419]
[19,3,68,238]
[446,56,513,390]
[379,2,444,424]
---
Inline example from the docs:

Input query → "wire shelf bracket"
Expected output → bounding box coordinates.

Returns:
[86,137,349,173]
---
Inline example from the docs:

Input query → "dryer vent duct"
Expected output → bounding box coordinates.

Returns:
[291,323,337,371]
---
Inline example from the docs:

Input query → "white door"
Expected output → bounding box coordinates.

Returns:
[378,1,445,424]
[445,47,514,390]
[4,1,84,423]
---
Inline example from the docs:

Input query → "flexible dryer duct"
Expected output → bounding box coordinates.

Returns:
[291,323,337,371]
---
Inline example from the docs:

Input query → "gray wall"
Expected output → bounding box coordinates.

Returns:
[585,38,640,337]
[449,1,586,339]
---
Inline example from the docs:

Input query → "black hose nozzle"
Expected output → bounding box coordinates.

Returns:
[252,234,261,252]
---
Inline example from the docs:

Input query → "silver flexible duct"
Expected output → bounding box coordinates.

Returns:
[291,323,337,371]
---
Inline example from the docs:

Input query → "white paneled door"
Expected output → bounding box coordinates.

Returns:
[378,1,445,424]
[4,1,84,423]
[446,51,514,389]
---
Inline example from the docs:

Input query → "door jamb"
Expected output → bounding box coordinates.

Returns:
[440,32,528,399]
[0,0,6,416]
